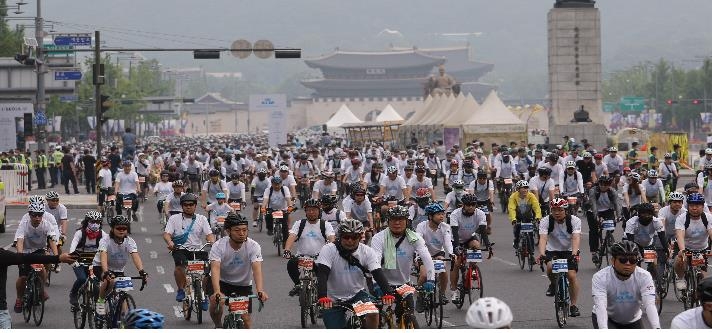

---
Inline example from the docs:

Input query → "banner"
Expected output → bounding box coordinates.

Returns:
[250,94,287,147]
[0,103,31,152]
[53,116,62,132]
[653,113,663,127]
[443,127,460,150]
[701,113,712,124]
[87,116,96,130]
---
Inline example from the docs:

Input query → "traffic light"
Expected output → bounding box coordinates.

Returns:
[14,53,36,66]
[193,50,220,59]
[99,95,112,124]
[666,99,672,105]
[693,99,701,105]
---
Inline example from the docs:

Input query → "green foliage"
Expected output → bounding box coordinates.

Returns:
[0,0,24,57]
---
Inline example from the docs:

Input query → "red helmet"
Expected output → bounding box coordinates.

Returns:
[549,197,569,209]
[450,160,459,166]
[415,187,430,198]
[594,153,603,159]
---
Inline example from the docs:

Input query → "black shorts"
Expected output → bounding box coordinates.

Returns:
[171,249,209,266]
[205,281,254,313]
[19,249,48,277]
[544,250,579,272]
[459,234,481,248]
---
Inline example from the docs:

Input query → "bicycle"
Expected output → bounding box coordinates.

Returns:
[295,255,318,328]
[595,218,616,269]
[138,176,147,203]
[95,275,146,329]
[540,256,571,328]
[641,246,664,314]
[103,190,116,225]
[297,176,314,208]
[71,251,100,329]
[326,298,380,329]
[178,243,211,324]
[680,250,712,310]
[380,284,418,329]
[453,248,485,309]
[498,178,513,213]
[217,293,264,329]
[254,196,264,232]
[210,212,227,241]
[118,193,135,223]
[268,208,288,256]
[22,262,47,326]
[516,220,536,271]
[421,257,451,328]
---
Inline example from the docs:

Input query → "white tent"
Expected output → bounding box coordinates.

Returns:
[375,104,404,122]
[462,90,525,132]
[443,93,479,126]
[326,104,363,128]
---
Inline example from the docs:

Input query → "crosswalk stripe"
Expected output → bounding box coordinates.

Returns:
[163,283,174,293]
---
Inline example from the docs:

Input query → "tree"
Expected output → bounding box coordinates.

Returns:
[0,0,23,57]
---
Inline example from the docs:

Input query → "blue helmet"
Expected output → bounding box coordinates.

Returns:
[215,192,226,200]
[271,176,283,184]
[424,202,445,215]
[122,308,164,329]
[687,192,705,205]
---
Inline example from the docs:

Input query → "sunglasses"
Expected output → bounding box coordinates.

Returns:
[114,227,128,231]
[616,256,638,265]
[341,233,361,241]
[182,203,196,207]
[29,212,43,218]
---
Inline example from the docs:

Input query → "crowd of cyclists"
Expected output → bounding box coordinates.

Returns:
[3,133,712,329]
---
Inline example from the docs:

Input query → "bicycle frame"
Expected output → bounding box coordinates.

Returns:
[218,293,264,329]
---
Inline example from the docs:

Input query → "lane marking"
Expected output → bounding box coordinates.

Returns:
[442,319,455,327]
[150,251,158,259]
[173,305,183,318]
[163,283,174,293]
[145,238,152,244]
[491,256,517,266]
[140,227,147,233]
[157,266,165,275]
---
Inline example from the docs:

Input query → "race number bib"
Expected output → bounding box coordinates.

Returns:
[601,220,615,231]
[272,211,284,219]
[298,257,314,270]
[396,284,416,297]
[186,260,205,274]
[228,297,250,314]
[230,202,241,211]
[643,250,657,263]
[466,250,483,263]
[520,222,534,233]
[552,259,569,273]
[114,276,134,291]
[433,260,446,273]
[123,199,133,208]
[352,301,379,317]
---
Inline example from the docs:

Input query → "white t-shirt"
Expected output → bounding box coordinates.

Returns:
[371,229,434,285]
[449,208,487,242]
[670,307,711,329]
[45,203,68,227]
[407,176,433,192]
[624,217,664,247]
[315,243,380,300]
[674,212,712,251]
[591,266,658,328]
[94,236,138,272]
[529,176,555,202]
[415,220,453,256]
[115,171,139,194]
[289,219,335,256]
[226,181,246,201]
[313,180,337,198]
[658,206,686,238]
[538,215,582,251]
[154,181,173,201]
[343,197,372,222]
[165,213,213,250]
[202,180,228,203]
[98,168,113,188]
[208,237,263,286]
[262,186,291,210]
[14,213,58,253]
[379,176,407,201]
[69,230,109,253]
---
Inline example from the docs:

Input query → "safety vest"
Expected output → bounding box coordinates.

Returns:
[52,151,64,165]
[24,155,33,170]
[37,154,47,168]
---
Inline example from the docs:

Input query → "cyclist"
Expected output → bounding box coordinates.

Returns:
[13,199,58,312]
[45,191,68,273]
[591,240,661,329]
[377,166,408,214]
[425,149,441,186]
[659,192,686,246]
[364,163,384,197]
[410,188,432,227]
[154,171,173,216]
[250,168,271,227]
[465,297,513,329]
[283,198,335,296]
[509,180,542,249]
[698,163,712,208]
[316,219,395,329]
[559,161,584,199]
[312,170,338,200]
[588,176,620,264]
[413,203,450,306]
[624,203,667,263]
[459,161,477,187]
[658,153,678,191]
[207,212,268,329]
[494,150,516,182]
[670,276,712,328]
[593,153,609,180]
[97,159,114,214]
[261,176,293,239]
[444,180,465,215]
[342,158,364,197]
[643,170,665,205]
[449,194,487,303]
[185,155,203,193]
[224,170,245,200]
[408,165,435,201]
[207,192,235,232]
[538,153,564,187]
[201,169,228,210]
[444,160,460,195]
[673,192,712,291]
[163,193,215,305]
[602,147,624,175]
[135,153,150,199]
[274,164,298,198]
[122,308,165,329]
[163,180,185,217]
[576,152,597,185]
[68,210,108,307]
[114,160,140,221]
[95,216,148,317]
[622,172,646,222]
[344,183,374,233]
[537,197,582,318]
[372,204,434,321]
[295,153,317,179]
[530,167,556,212]
[469,169,495,226]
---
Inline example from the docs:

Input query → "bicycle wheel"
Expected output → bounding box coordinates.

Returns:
[473,264,484,299]
[554,277,568,328]
[309,284,317,325]
[182,299,192,321]
[404,313,419,329]
[299,283,310,328]
[86,283,96,329]
[73,287,87,329]
[604,232,614,264]
[22,277,32,323]
[517,242,525,270]
[32,278,45,326]
[258,211,264,232]
[382,307,395,329]
[435,292,444,329]
[423,292,434,327]
[274,222,283,256]
[114,293,137,328]
[194,280,203,324]
[223,314,238,329]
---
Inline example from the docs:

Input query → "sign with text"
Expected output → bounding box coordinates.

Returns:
[249,94,286,147]
[619,96,646,112]
[0,103,32,152]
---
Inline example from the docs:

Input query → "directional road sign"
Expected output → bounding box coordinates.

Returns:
[619,96,646,112]
[603,102,616,113]
[53,35,92,46]
[34,110,47,126]
[54,70,82,81]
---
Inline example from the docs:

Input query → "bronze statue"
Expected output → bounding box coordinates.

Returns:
[424,65,457,97]
[572,105,592,123]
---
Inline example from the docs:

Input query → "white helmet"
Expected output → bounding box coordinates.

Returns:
[28,201,45,213]
[28,195,44,205]
[668,191,685,202]
[466,297,513,329]
[386,166,398,174]
[647,170,658,178]
[515,180,529,189]
[705,148,712,155]
[609,146,618,152]
[565,161,576,169]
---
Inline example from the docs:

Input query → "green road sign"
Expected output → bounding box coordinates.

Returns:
[603,102,616,113]
[43,44,74,57]
[619,96,646,112]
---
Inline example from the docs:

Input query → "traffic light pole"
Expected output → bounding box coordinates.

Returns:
[94,30,102,157]
[35,0,45,151]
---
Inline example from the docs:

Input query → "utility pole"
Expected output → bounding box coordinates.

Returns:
[94,30,102,156]
[35,0,45,151]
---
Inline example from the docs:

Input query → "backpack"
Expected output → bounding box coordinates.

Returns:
[296,218,327,241]
[684,212,709,230]
[595,187,616,205]
[267,186,287,208]
[547,214,573,234]
[76,230,102,250]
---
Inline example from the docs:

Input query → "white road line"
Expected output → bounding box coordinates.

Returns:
[150,251,158,259]
[140,227,147,233]
[163,283,174,293]
[145,238,152,244]
[441,319,455,327]
[491,256,517,266]
[173,305,183,318]
[157,266,165,275]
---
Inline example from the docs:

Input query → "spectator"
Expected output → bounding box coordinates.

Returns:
[121,127,137,160]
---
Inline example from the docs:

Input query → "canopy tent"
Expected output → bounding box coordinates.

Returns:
[402,94,436,126]
[443,93,479,126]
[325,104,363,128]
[462,90,526,146]
[375,104,404,122]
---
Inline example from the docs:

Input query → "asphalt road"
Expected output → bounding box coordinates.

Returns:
[0,191,688,329]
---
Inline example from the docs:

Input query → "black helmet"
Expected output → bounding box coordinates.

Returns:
[180,193,198,205]
[537,167,551,176]
[230,173,241,180]
[208,169,220,177]
[350,182,366,195]
[598,175,611,184]
[303,198,321,208]
[322,194,338,206]
[636,203,655,215]
[110,215,130,227]
[684,182,699,192]
[461,193,477,205]
[610,240,640,259]
[387,206,409,218]
[224,212,248,229]
[476,169,488,177]
[698,276,712,302]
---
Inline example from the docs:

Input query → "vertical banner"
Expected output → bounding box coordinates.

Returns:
[701,113,712,124]
[118,119,125,132]
[250,94,287,147]
[443,127,460,150]
[0,104,31,151]
[53,116,62,132]
[653,113,663,128]
[87,116,96,130]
